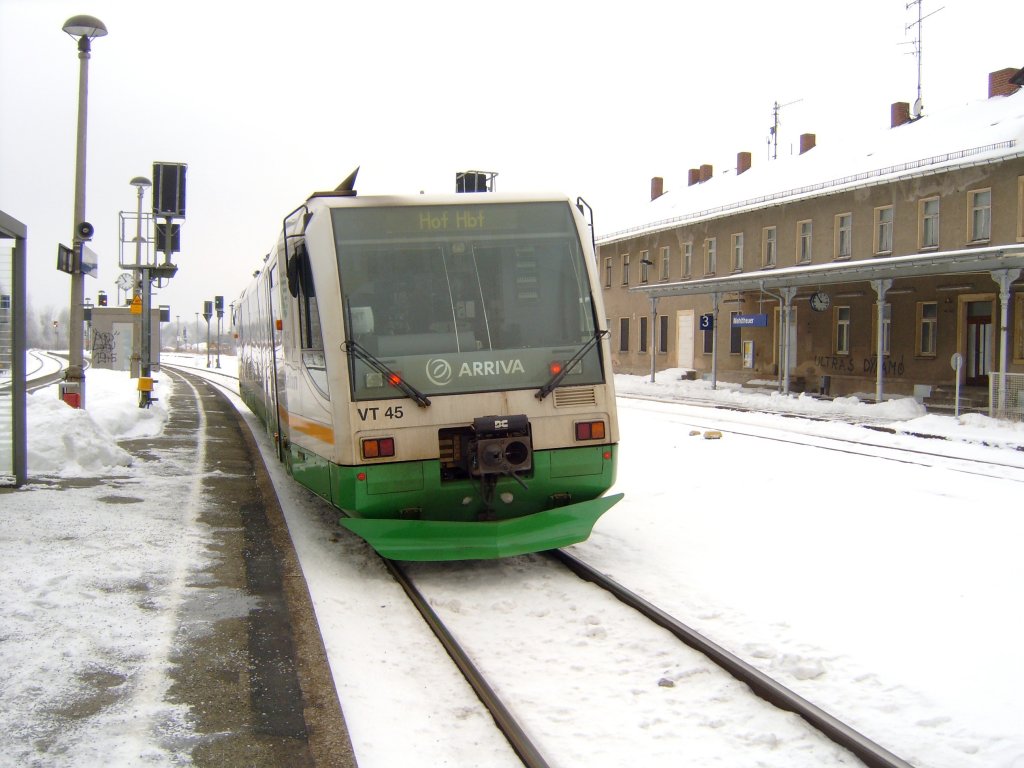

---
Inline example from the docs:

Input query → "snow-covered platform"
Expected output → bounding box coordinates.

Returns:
[0,370,355,766]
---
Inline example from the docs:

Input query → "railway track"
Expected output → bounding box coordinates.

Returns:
[391,551,914,768]
[620,396,1024,482]
[23,351,72,394]
[169,360,989,764]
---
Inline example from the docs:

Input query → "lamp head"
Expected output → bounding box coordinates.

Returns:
[62,15,107,40]
[130,176,152,190]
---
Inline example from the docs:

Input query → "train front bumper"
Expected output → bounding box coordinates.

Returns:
[339,493,623,561]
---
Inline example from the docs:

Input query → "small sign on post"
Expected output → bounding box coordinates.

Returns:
[950,352,963,417]
[130,295,142,315]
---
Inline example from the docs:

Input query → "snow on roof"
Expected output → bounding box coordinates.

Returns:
[600,88,1024,244]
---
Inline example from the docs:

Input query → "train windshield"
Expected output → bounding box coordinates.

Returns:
[333,201,604,400]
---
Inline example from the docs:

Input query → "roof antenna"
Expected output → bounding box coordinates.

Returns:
[768,99,802,160]
[904,0,944,119]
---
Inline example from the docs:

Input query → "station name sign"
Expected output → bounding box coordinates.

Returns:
[731,314,768,328]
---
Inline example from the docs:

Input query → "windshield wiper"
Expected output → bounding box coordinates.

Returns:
[535,329,608,401]
[343,340,431,407]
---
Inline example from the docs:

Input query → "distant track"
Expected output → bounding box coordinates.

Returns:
[620,396,1024,481]
[24,351,71,394]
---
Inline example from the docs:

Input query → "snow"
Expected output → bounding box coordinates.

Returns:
[2,357,1023,766]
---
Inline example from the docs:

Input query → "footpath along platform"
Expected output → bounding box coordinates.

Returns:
[1,371,357,767]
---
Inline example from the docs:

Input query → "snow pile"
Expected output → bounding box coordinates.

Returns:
[26,370,171,476]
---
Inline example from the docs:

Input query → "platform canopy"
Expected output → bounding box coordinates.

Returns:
[630,244,1024,299]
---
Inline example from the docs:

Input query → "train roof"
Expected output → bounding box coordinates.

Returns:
[302,190,577,209]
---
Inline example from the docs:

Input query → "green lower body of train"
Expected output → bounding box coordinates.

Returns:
[287,443,621,561]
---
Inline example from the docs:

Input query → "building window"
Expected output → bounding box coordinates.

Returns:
[702,319,714,353]
[835,213,852,260]
[797,220,812,263]
[730,311,742,354]
[762,226,777,267]
[604,256,612,288]
[621,254,630,286]
[731,232,744,272]
[1017,176,1024,242]
[639,250,650,283]
[639,315,648,352]
[682,242,693,277]
[660,246,670,281]
[871,303,892,355]
[917,301,937,357]
[835,306,851,355]
[618,317,630,352]
[969,188,991,242]
[1014,294,1024,363]
[920,197,939,249]
[704,237,717,275]
[658,314,669,353]
[875,206,893,254]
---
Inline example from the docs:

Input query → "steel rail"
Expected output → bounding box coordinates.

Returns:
[550,548,915,768]
[384,559,550,768]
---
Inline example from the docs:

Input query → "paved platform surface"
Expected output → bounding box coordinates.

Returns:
[156,370,356,766]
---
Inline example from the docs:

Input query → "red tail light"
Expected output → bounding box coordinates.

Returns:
[361,437,396,459]
[575,420,606,441]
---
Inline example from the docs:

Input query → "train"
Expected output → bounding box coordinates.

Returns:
[234,170,621,560]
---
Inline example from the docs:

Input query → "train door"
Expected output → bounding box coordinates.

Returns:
[676,310,694,369]
[965,300,993,386]
[267,263,287,461]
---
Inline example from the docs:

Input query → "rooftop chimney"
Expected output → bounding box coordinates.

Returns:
[737,151,752,175]
[989,67,1022,98]
[699,164,713,183]
[799,133,816,154]
[651,176,664,201]
[891,101,911,128]
[687,168,701,186]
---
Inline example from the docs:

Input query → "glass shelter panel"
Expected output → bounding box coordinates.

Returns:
[333,202,604,399]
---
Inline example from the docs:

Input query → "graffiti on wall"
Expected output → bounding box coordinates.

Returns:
[92,330,118,366]
[815,354,906,377]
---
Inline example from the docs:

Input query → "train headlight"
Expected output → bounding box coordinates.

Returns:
[574,420,606,441]
[361,437,395,459]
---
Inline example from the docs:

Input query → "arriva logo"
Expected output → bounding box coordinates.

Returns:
[425,358,453,386]
[458,359,525,377]
[425,358,527,386]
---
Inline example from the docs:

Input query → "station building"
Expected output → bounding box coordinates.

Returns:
[598,68,1024,415]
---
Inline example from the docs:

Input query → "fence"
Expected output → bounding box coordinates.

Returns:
[989,372,1024,422]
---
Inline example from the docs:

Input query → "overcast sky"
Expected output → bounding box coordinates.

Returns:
[1,0,1019,331]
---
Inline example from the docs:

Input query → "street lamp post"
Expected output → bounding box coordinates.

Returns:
[129,176,150,378]
[61,14,107,409]
[130,177,151,295]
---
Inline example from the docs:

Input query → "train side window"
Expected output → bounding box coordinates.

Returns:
[296,248,329,397]
[298,251,324,352]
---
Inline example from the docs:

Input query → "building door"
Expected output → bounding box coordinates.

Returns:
[966,301,992,386]
[676,310,694,369]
